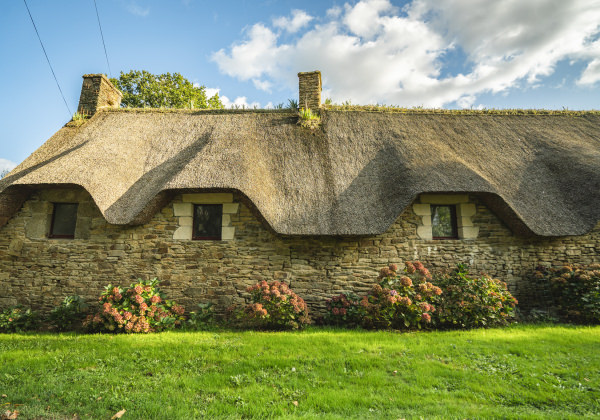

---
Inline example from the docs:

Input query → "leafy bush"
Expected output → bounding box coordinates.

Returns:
[49,295,88,332]
[84,278,185,333]
[0,306,40,332]
[184,303,215,330]
[531,264,600,324]
[227,280,311,330]
[358,262,441,330]
[433,264,517,328]
[324,293,361,327]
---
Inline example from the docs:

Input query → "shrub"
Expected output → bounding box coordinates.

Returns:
[358,262,441,330]
[49,295,88,332]
[84,278,185,333]
[227,280,311,330]
[184,303,215,330]
[0,306,40,332]
[531,264,600,324]
[324,293,361,327]
[433,264,517,328]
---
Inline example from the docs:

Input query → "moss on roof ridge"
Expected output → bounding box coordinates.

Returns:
[322,104,600,116]
[102,105,600,117]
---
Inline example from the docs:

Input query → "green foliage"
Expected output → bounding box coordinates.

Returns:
[72,111,89,121]
[357,262,441,330]
[84,278,185,333]
[433,264,518,328]
[49,295,88,332]
[226,280,311,330]
[298,107,321,129]
[531,264,600,324]
[287,98,298,110]
[1,326,600,418]
[110,70,224,109]
[324,293,361,327]
[0,306,40,332]
[184,303,215,330]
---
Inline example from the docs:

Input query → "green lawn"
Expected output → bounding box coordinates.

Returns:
[1,325,599,419]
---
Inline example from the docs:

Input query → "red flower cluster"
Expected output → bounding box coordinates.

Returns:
[84,278,185,333]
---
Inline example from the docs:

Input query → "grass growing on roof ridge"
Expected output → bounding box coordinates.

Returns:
[1,325,599,419]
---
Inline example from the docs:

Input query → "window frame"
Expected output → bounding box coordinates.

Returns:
[431,204,459,240]
[192,204,223,241]
[48,202,79,239]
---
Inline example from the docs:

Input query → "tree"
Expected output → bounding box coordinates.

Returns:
[110,70,224,109]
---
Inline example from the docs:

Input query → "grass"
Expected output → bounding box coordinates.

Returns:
[1,325,599,419]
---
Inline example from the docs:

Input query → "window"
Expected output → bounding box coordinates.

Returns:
[49,203,78,239]
[193,204,222,240]
[431,205,458,239]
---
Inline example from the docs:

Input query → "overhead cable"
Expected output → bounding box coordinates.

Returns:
[93,0,112,77]
[23,0,72,116]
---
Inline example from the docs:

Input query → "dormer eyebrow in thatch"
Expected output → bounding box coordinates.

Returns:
[1,108,599,237]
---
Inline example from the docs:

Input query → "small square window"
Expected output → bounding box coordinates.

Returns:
[431,205,458,239]
[193,204,222,240]
[49,203,78,239]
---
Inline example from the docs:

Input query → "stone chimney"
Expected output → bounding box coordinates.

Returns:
[298,71,321,111]
[77,74,122,116]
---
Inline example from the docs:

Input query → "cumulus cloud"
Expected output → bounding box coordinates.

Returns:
[273,10,313,33]
[0,158,16,174]
[207,88,260,109]
[212,0,600,107]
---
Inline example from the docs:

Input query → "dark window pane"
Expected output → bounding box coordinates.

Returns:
[50,203,78,238]
[431,205,457,239]
[193,204,222,240]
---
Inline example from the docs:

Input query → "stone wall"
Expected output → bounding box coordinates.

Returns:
[77,74,122,116]
[298,71,321,111]
[1,187,599,317]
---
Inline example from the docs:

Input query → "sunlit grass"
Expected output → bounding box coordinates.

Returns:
[1,325,599,419]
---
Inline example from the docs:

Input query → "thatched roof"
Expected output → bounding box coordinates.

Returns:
[1,108,599,236]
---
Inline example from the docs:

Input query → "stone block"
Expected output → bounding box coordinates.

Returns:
[221,227,235,241]
[458,203,477,218]
[173,226,192,240]
[222,214,231,226]
[412,204,431,216]
[223,203,240,214]
[459,226,479,239]
[178,216,193,226]
[75,217,92,239]
[25,215,49,239]
[182,193,233,204]
[420,194,469,204]
[173,203,193,217]
[416,225,432,240]
[457,217,473,228]
[8,239,23,257]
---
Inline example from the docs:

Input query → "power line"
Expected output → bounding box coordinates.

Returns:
[93,0,112,78]
[23,0,72,116]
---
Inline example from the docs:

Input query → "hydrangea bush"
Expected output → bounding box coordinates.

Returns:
[227,280,311,330]
[84,278,185,333]
[358,262,442,330]
[49,295,88,332]
[0,306,40,333]
[432,264,518,328]
[531,264,600,324]
[324,293,361,327]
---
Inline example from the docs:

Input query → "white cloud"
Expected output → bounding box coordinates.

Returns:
[212,0,600,107]
[207,88,260,109]
[578,58,600,86]
[126,2,149,17]
[0,158,16,174]
[273,10,313,33]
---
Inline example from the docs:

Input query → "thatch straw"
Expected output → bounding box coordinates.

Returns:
[1,109,599,236]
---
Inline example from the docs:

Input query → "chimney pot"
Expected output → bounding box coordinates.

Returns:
[298,71,321,111]
[77,74,122,116]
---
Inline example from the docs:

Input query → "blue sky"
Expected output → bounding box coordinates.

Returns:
[1,0,599,171]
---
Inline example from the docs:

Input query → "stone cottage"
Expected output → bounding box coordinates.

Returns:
[1,71,599,314]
